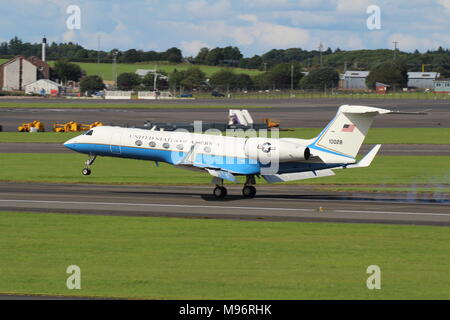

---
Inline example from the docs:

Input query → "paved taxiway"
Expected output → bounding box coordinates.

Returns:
[0,98,449,131]
[0,182,449,226]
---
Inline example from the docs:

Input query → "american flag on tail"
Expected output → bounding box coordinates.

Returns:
[342,124,356,132]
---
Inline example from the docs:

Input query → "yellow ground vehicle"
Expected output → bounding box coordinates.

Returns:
[53,121,103,133]
[18,121,45,132]
[263,118,280,129]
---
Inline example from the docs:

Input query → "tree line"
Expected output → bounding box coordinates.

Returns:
[2,36,450,73]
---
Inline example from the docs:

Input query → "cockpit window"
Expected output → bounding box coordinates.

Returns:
[85,130,93,136]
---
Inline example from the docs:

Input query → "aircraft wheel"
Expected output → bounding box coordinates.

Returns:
[82,168,92,176]
[213,186,227,199]
[242,186,256,198]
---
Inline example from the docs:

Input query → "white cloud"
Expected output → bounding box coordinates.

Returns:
[180,40,210,56]
[233,15,310,48]
[336,0,372,15]
[185,0,231,19]
[387,33,446,52]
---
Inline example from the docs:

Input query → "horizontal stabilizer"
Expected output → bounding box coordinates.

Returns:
[346,144,381,169]
[263,169,335,184]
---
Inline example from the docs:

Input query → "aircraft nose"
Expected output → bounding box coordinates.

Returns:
[64,138,78,151]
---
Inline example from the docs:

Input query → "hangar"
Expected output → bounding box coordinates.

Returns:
[25,79,61,95]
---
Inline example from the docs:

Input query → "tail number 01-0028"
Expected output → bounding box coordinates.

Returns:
[329,139,343,145]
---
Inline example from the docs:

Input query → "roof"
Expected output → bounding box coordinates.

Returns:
[344,71,370,78]
[136,69,156,76]
[407,72,439,79]
[25,79,61,87]
[434,78,450,82]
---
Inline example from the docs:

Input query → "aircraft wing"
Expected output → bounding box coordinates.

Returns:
[263,169,335,184]
[206,169,238,183]
[174,143,239,182]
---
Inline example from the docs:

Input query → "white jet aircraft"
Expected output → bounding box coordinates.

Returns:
[64,105,417,199]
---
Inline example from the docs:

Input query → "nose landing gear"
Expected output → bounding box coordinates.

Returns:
[82,154,97,176]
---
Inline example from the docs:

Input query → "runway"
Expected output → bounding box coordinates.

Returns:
[0,182,449,226]
[0,98,449,131]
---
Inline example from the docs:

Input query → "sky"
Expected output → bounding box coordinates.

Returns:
[1,0,450,57]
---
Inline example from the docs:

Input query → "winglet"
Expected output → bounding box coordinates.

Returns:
[347,144,381,169]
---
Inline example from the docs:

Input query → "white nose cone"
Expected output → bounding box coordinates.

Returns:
[64,137,78,151]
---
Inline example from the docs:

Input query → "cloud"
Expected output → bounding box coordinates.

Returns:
[185,0,231,19]
[180,40,211,56]
[336,0,372,14]
[1,0,450,57]
[437,0,450,12]
[388,33,447,52]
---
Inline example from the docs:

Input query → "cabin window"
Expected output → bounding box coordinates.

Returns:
[135,140,143,146]
[176,144,184,150]
[85,130,93,136]
[149,141,156,148]
[163,143,170,149]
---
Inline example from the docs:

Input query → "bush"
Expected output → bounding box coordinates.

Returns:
[117,72,141,91]
[80,75,105,95]
[299,67,339,90]
[366,61,408,90]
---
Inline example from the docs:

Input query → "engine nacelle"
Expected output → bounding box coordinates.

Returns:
[244,138,311,163]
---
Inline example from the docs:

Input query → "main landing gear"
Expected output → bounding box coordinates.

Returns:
[82,154,97,176]
[212,175,257,199]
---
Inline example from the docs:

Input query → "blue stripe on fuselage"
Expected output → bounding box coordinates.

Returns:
[64,143,261,175]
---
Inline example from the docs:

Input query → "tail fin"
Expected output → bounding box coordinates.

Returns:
[310,105,391,159]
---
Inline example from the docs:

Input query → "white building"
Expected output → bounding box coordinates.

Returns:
[407,72,440,89]
[25,79,61,95]
[343,71,370,89]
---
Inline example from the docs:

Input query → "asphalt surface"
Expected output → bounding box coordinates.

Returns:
[1,142,449,156]
[0,182,449,226]
[0,98,449,131]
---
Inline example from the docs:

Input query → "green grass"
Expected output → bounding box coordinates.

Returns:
[1,128,449,144]
[0,102,271,110]
[0,211,449,299]
[1,154,449,185]
[45,61,262,81]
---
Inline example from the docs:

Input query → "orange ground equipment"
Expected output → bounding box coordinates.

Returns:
[18,121,45,132]
[263,118,280,129]
[53,121,103,133]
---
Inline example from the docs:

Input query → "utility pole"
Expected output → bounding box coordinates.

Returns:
[393,41,399,60]
[318,42,324,67]
[154,65,158,91]
[290,64,294,98]
[263,62,267,72]
[97,35,101,65]
[112,51,118,89]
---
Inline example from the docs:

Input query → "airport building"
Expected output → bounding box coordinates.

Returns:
[407,72,440,89]
[343,71,370,89]
[25,79,61,95]
[433,78,450,93]
[0,55,50,91]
